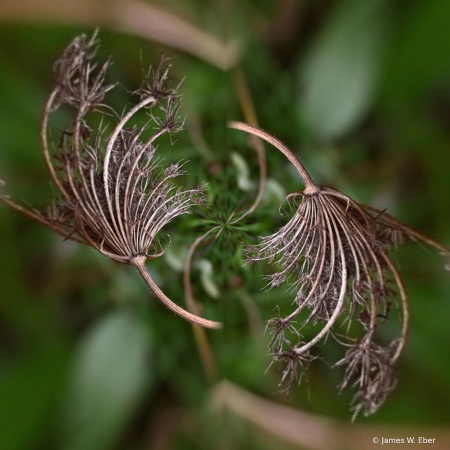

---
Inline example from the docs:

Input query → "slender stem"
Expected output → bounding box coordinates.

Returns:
[228,70,267,224]
[103,96,156,190]
[183,228,221,381]
[192,322,218,381]
[0,195,88,244]
[133,257,222,330]
[381,252,410,363]
[324,195,380,340]
[405,229,450,255]
[228,121,318,194]
[363,204,450,255]
[233,69,258,125]
[41,88,70,200]
[184,227,220,315]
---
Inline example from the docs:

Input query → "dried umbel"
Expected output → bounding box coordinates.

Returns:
[229,121,449,417]
[0,32,220,330]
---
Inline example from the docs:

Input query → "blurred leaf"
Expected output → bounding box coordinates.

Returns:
[298,0,389,141]
[0,347,68,450]
[382,0,450,102]
[230,151,255,192]
[61,310,152,450]
[261,178,285,205]
[196,259,220,299]
[164,244,188,273]
[0,1,240,70]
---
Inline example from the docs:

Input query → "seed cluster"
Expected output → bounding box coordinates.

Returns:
[0,32,220,330]
[230,121,449,418]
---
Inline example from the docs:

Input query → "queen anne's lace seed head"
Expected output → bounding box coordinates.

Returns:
[0,32,220,330]
[229,121,450,418]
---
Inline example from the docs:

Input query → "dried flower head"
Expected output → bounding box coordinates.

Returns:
[0,32,221,330]
[229,121,449,417]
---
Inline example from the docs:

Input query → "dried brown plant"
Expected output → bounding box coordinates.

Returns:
[0,32,221,330]
[229,121,449,418]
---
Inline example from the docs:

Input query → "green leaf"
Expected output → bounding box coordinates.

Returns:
[196,259,220,299]
[230,151,255,192]
[0,347,68,450]
[382,0,450,102]
[298,0,389,141]
[61,310,152,450]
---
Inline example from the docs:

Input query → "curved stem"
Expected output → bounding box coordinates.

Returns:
[0,195,87,244]
[404,229,450,255]
[184,226,220,315]
[183,226,221,381]
[227,121,317,194]
[41,88,70,200]
[363,204,450,256]
[381,252,409,363]
[324,195,380,339]
[228,71,267,224]
[133,257,222,330]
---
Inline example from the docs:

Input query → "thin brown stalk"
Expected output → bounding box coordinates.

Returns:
[211,380,450,450]
[184,227,220,315]
[134,257,221,330]
[41,89,70,200]
[0,0,240,70]
[381,252,410,363]
[229,71,267,223]
[183,227,222,379]
[228,121,317,193]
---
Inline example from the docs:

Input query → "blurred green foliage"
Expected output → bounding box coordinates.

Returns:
[0,0,449,449]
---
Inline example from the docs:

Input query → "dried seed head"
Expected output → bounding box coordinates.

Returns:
[335,337,398,418]
[273,346,316,395]
[229,121,450,417]
[52,31,116,112]
[0,32,220,330]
